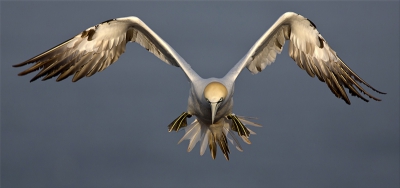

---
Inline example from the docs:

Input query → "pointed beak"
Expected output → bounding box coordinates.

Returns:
[210,102,219,124]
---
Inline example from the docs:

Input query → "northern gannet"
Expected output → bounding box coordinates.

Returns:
[13,12,385,160]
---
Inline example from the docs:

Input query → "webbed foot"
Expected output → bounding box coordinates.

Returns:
[227,114,250,138]
[168,112,192,132]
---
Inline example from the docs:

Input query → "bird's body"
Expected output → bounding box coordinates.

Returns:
[13,12,385,160]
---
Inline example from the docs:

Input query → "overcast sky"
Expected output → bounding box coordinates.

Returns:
[1,1,399,188]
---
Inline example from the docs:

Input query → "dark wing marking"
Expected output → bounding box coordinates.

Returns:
[14,16,200,82]
[225,12,385,104]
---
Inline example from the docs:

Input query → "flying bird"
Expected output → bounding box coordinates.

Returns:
[13,12,385,160]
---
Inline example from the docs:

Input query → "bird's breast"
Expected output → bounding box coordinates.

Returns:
[188,95,233,125]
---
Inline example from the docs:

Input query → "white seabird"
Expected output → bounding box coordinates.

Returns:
[13,12,385,160]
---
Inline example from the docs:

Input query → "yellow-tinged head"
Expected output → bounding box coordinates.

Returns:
[204,82,228,124]
[204,82,228,103]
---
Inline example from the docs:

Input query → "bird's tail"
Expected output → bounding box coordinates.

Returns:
[177,115,261,160]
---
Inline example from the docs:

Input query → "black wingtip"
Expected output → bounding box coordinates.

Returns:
[13,60,32,67]
[29,77,39,82]
[376,90,387,95]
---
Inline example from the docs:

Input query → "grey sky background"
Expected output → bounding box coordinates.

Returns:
[1,1,399,188]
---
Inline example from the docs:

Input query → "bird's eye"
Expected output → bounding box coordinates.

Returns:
[206,99,210,103]
[218,98,223,103]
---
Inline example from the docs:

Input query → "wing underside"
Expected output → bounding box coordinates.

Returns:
[225,12,385,104]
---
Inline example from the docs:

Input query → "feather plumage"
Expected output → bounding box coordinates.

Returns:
[14,12,385,160]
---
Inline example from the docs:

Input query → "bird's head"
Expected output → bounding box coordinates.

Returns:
[204,82,228,124]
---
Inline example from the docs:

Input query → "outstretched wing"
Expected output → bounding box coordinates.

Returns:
[225,12,385,104]
[13,17,200,82]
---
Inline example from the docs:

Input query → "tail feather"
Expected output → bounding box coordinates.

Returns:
[241,136,252,144]
[237,116,262,127]
[217,133,230,160]
[224,127,243,152]
[176,115,260,160]
[208,133,217,159]
[199,129,209,156]
[177,119,201,152]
